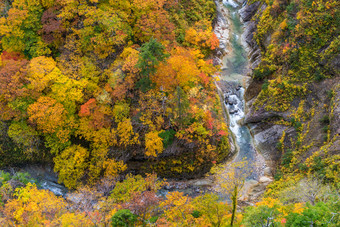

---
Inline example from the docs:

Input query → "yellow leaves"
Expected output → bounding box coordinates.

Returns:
[166,192,189,207]
[8,121,39,157]
[255,78,307,112]
[185,28,200,45]
[54,145,89,189]
[28,96,67,134]
[113,102,130,123]
[256,197,281,208]
[293,203,305,214]
[92,127,117,148]
[192,193,229,227]
[121,47,140,74]
[109,173,165,204]
[27,56,60,92]
[50,75,86,113]
[117,118,139,147]
[153,47,200,91]
[145,130,164,157]
[160,191,195,225]
[54,212,92,227]
[184,20,217,51]
[102,159,127,179]
[0,8,27,52]
[279,19,288,30]
[211,160,250,196]
[5,183,66,225]
[138,90,164,130]
[40,0,55,8]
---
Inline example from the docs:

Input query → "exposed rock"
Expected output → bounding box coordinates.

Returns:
[242,22,257,51]
[214,1,231,54]
[330,54,340,75]
[331,85,340,137]
[226,95,238,105]
[240,2,267,71]
[229,107,239,114]
[259,176,273,184]
[242,21,261,70]
[192,178,214,187]
[253,124,287,163]
[244,106,279,124]
[240,177,273,203]
[239,2,261,23]
[244,79,263,102]
[3,165,68,197]
[263,167,273,177]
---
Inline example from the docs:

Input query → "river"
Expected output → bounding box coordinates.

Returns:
[217,0,266,180]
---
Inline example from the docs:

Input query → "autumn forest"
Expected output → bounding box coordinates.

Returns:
[0,0,339,226]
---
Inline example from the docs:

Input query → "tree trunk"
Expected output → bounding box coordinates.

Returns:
[230,185,238,226]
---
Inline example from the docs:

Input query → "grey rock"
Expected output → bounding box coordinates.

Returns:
[263,167,273,177]
[239,2,261,23]
[229,108,239,114]
[253,125,287,162]
[331,85,340,137]
[226,96,238,105]
[244,106,278,124]
[192,179,214,187]
[259,176,273,184]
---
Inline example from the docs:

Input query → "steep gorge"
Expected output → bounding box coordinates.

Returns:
[237,0,339,183]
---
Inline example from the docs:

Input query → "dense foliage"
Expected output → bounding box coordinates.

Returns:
[252,0,339,111]
[0,0,230,188]
[249,0,339,186]
[0,171,339,226]
[0,0,339,226]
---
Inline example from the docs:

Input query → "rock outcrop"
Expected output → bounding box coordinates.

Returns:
[240,2,263,70]
[239,1,340,172]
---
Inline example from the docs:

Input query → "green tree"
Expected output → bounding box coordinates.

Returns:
[136,38,168,92]
[111,209,137,227]
[286,202,340,227]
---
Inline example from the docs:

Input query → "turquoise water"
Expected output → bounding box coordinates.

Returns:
[224,4,248,75]
[222,3,264,180]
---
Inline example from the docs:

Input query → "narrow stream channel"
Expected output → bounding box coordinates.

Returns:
[220,0,265,180]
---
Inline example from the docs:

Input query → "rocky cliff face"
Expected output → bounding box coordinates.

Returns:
[239,1,340,172]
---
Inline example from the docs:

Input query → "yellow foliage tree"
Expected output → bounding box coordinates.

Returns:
[211,160,251,226]
[117,118,139,147]
[3,183,66,225]
[54,145,89,189]
[145,130,164,157]
[158,191,197,226]
[27,96,67,135]
[152,47,200,91]
[27,56,60,92]
[53,212,92,227]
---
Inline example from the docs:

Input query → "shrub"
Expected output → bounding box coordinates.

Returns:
[111,209,137,227]
[322,126,329,133]
[191,210,201,218]
[327,90,334,99]
[262,80,269,90]
[159,129,176,148]
[319,115,330,124]
[281,150,293,168]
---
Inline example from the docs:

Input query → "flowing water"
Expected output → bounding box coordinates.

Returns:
[219,1,265,180]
